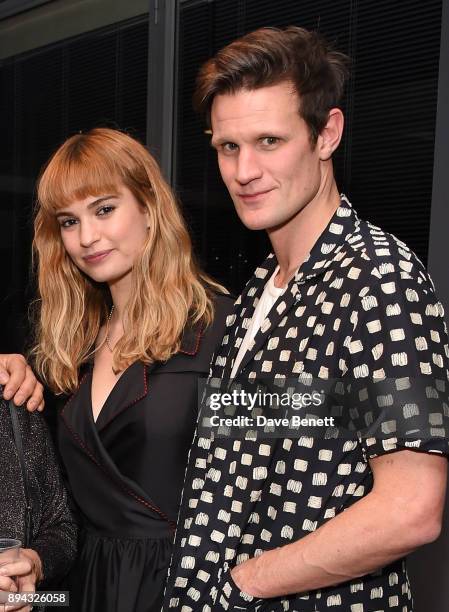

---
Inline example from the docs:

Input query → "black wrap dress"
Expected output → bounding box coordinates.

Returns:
[57,294,233,611]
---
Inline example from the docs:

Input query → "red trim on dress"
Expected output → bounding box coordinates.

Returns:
[61,372,176,531]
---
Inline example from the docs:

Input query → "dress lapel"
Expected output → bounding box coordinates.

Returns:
[178,319,205,355]
[61,371,94,446]
[95,361,154,432]
[65,319,206,436]
[61,362,153,439]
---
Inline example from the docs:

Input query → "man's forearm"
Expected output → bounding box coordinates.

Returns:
[232,450,447,599]
[232,485,441,598]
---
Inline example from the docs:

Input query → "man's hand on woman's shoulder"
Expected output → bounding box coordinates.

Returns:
[0,354,44,412]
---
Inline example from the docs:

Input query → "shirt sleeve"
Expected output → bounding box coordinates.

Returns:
[343,264,449,459]
[29,413,78,585]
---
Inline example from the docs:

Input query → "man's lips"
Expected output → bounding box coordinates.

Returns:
[82,250,113,263]
[237,188,274,201]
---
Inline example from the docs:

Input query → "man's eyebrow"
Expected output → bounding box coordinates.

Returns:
[210,136,236,149]
[55,195,118,218]
[209,137,222,148]
[211,131,284,148]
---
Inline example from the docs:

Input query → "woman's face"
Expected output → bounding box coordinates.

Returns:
[56,184,150,287]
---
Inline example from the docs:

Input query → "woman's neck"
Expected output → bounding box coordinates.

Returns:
[108,275,132,323]
[105,276,131,342]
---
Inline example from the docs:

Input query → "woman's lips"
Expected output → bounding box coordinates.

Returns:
[83,250,112,264]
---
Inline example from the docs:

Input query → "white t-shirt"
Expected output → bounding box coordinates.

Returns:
[231,266,287,378]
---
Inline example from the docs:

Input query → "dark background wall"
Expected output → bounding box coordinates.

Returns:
[0,13,149,352]
[0,0,443,345]
[0,0,448,608]
[412,1,449,610]
[175,0,442,294]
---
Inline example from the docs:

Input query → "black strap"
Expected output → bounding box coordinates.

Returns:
[9,401,33,547]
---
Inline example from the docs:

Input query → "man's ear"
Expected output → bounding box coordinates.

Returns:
[317,108,344,161]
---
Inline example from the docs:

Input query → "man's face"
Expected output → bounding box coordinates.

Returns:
[211,82,323,232]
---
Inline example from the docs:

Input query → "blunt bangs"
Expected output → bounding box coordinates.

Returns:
[37,134,132,214]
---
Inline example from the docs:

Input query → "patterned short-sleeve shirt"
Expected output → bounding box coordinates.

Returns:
[163,197,449,612]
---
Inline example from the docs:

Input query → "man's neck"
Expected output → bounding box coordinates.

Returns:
[268,179,341,288]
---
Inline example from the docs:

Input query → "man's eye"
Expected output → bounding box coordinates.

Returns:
[97,205,115,216]
[222,143,239,153]
[261,137,279,146]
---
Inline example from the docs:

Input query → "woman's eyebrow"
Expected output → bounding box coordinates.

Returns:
[55,195,118,218]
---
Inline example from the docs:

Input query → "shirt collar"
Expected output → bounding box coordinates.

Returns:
[293,194,360,283]
[247,194,360,291]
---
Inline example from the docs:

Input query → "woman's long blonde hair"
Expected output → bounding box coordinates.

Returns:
[32,128,225,394]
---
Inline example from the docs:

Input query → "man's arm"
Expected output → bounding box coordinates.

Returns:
[0,353,44,411]
[231,449,447,598]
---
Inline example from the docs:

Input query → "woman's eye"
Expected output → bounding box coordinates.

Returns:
[60,218,77,228]
[97,205,115,216]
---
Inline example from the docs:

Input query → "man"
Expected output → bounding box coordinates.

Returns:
[0,353,44,409]
[164,27,448,611]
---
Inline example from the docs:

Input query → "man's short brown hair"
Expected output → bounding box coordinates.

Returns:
[194,26,350,143]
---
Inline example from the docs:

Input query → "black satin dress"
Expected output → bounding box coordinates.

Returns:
[57,294,234,612]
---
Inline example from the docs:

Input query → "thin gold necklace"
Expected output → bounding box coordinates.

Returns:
[105,305,115,352]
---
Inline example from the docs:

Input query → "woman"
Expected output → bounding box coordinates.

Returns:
[0,388,77,610]
[31,128,233,611]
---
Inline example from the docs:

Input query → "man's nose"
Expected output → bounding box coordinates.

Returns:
[235,148,263,185]
[79,221,100,247]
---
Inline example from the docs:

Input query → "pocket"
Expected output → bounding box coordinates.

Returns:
[215,564,320,611]
[215,562,265,610]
